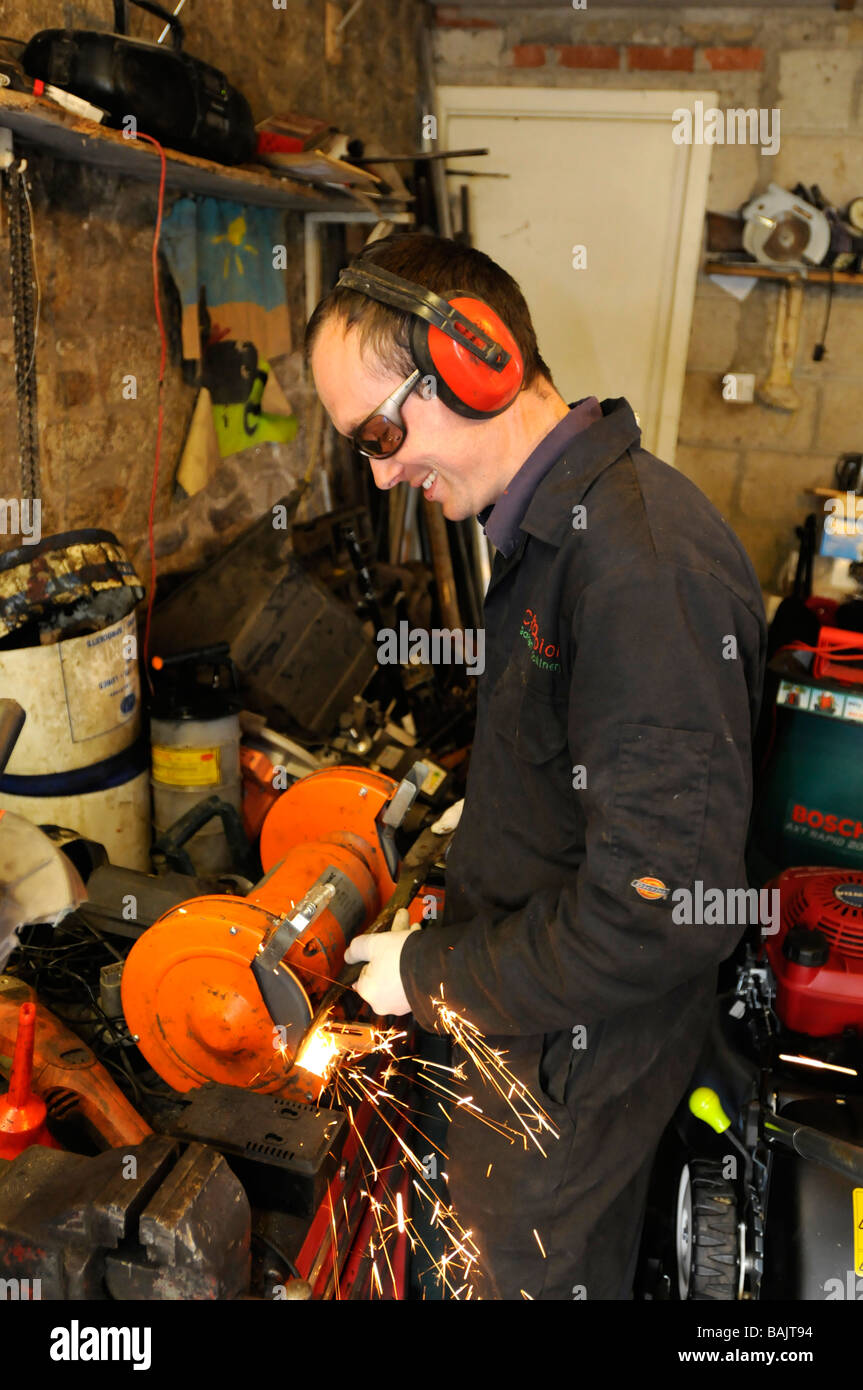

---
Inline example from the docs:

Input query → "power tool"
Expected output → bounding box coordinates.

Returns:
[120,764,435,1101]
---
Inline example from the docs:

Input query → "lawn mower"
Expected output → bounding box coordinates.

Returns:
[640,864,863,1300]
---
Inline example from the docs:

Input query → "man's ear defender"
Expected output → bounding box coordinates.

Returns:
[336,262,524,419]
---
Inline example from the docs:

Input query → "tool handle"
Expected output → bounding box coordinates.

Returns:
[303,823,454,1041]
[112,0,185,48]
[0,699,25,776]
[313,843,451,1020]
[764,1111,863,1185]
[152,794,257,880]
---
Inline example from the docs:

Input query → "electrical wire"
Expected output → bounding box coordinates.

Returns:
[6,921,171,1114]
[74,914,125,962]
[813,266,835,361]
[133,130,169,694]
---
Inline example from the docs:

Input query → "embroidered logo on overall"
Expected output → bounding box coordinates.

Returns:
[631,876,670,901]
[520,608,562,673]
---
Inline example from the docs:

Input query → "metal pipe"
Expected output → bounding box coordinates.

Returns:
[763,1110,863,1185]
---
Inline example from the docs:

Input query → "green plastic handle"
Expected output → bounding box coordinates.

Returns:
[689,1086,731,1134]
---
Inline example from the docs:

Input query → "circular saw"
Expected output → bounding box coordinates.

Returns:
[742,183,831,267]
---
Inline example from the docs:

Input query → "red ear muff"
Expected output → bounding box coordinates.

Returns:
[410,295,524,420]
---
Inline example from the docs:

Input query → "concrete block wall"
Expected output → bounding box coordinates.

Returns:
[433,5,863,590]
[0,0,423,582]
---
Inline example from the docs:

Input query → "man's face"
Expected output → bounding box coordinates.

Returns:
[310,316,502,521]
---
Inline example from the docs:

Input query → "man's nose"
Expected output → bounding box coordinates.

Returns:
[370,458,404,490]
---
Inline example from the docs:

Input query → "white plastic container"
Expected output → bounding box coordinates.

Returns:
[0,611,150,868]
[0,612,140,770]
[0,769,151,871]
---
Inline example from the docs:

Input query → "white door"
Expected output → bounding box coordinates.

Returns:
[435,87,717,465]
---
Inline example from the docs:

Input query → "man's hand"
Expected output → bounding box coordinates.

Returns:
[344,908,420,1016]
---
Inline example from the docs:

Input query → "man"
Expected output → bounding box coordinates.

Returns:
[307,233,767,1300]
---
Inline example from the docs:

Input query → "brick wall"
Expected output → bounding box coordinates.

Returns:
[0,0,423,581]
[433,5,863,590]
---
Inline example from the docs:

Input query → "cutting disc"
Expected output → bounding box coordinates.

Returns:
[744,209,810,264]
[742,183,831,266]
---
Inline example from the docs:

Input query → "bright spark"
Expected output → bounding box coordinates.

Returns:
[296,987,561,1299]
[295,1018,341,1080]
[429,989,560,1155]
[778,1052,858,1077]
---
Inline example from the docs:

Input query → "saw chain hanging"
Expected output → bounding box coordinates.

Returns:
[3,153,40,501]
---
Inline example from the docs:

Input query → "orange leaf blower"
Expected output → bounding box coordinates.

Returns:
[121,766,414,1100]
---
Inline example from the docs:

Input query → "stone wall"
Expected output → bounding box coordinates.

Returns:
[432,4,863,590]
[0,0,423,583]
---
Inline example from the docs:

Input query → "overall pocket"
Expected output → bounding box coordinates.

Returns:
[488,680,577,860]
[489,674,569,763]
[536,1019,606,1119]
[592,723,714,898]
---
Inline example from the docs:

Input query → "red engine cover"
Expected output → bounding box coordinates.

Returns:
[765,867,863,1036]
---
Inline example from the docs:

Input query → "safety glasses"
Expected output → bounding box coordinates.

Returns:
[352,368,422,459]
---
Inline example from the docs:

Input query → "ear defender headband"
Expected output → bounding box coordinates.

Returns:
[336,262,524,420]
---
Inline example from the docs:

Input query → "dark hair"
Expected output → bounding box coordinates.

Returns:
[304,232,553,389]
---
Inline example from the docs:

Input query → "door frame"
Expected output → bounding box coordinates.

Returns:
[435,86,718,464]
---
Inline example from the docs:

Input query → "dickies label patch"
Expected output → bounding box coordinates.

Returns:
[631,876,670,901]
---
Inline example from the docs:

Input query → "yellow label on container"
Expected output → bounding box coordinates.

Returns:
[152,744,221,787]
[854,1189,863,1276]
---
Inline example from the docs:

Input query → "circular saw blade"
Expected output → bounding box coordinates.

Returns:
[742,184,831,266]
[744,209,809,264]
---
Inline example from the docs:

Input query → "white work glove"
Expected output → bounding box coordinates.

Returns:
[344,907,420,1016]
[431,799,464,835]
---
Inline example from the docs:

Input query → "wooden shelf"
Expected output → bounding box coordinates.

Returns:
[0,87,409,215]
[705,259,863,287]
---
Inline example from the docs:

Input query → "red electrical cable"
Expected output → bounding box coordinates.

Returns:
[134,131,168,695]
